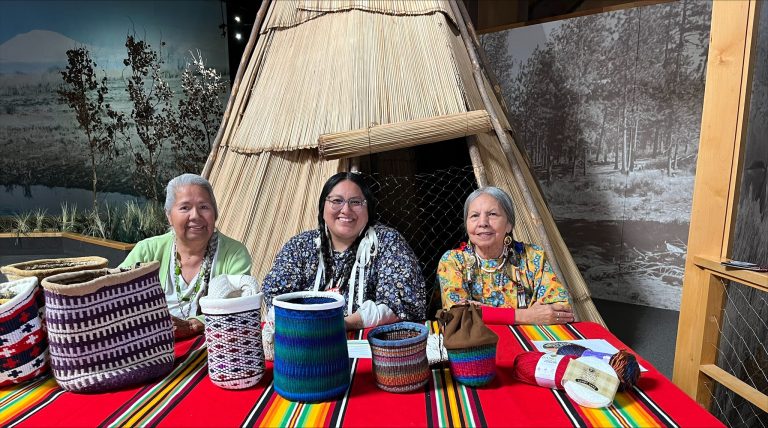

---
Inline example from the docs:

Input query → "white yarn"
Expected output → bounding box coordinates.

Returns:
[261,307,275,361]
[208,274,260,299]
[426,333,448,366]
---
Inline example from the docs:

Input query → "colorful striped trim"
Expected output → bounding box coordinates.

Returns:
[100,336,208,427]
[510,324,679,428]
[241,330,363,428]
[426,367,487,428]
[0,376,63,427]
[424,321,487,428]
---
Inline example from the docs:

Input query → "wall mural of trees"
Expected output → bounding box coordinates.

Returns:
[481,1,711,310]
[0,1,228,215]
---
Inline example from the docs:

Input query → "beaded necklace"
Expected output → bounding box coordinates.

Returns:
[171,231,217,318]
[465,241,529,309]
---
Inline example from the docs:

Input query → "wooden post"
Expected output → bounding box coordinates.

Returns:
[672,0,758,405]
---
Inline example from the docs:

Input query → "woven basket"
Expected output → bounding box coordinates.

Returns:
[42,262,174,393]
[200,292,264,390]
[272,291,349,402]
[2,256,109,283]
[367,322,429,393]
[0,277,49,386]
[446,344,497,387]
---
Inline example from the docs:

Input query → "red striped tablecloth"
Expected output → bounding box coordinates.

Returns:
[0,322,724,427]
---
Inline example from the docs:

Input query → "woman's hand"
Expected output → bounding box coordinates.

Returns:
[517,301,573,325]
[172,316,205,339]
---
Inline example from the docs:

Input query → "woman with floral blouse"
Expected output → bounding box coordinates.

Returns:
[437,186,572,325]
[262,172,426,330]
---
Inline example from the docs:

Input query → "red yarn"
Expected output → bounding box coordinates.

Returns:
[512,352,576,389]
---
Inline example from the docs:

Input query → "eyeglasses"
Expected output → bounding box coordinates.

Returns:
[325,197,367,211]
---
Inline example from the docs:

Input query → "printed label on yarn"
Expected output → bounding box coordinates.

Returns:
[562,357,619,408]
[535,353,565,388]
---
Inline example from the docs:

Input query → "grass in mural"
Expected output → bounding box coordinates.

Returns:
[541,164,695,223]
[0,201,167,244]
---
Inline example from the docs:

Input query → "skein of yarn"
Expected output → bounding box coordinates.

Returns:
[556,344,640,391]
[512,352,576,388]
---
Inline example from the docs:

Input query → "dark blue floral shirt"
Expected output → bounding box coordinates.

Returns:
[262,224,426,321]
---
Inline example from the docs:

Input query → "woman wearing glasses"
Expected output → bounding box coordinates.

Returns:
[262,172,426,330]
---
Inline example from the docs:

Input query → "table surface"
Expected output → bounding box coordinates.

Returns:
[1,322,724,427]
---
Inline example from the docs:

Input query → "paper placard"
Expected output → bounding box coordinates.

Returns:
[347,340,372,358]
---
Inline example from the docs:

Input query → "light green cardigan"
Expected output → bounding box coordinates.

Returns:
[119,231,252,291]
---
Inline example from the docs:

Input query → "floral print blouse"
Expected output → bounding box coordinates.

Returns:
[262,224,426,321]
[437,241,570,309]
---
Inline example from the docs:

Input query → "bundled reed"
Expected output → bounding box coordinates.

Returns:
[318,110,491,160]
[263,0,456,34]
[230,10,479,154]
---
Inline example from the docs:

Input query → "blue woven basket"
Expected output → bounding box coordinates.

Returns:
[272,291,349,402]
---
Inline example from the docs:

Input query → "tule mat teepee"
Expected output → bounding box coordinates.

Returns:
[203,0,604,325]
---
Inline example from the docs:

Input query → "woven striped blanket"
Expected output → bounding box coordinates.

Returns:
[0,322,723,427]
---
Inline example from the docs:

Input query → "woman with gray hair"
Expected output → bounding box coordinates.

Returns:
[120,173,252,338]
[437,186,572,325]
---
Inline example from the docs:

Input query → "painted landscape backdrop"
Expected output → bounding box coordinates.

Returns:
[0,1,229,214]
[481,1,711,309]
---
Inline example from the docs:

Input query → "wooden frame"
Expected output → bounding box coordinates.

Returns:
[672,0,767,413]
[474,0,673,34]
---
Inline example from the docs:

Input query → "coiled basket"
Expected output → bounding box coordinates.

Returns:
[2,256,108,283]
[272,291,349,402]
[367,322,429,393]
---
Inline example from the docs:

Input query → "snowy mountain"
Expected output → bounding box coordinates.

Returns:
[0,30,86,74]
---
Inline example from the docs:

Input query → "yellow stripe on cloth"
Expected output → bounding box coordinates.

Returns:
[0,377,60,424]
[108,347,208,427]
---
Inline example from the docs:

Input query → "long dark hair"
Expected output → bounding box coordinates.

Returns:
[317,172,377,291]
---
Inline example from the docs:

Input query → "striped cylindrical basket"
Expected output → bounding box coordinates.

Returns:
[447,344,497,387]
[367,322,429,393]
[272,291,349,402]
[200,292,265,390]
[42,262,174,393]
[0,277,49,386]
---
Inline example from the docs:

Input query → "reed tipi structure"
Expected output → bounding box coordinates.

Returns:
[203,0,604,324]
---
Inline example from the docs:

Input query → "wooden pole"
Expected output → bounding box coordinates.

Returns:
[447,0,572,301]
[467,136,488,187]
[202,0,271,179]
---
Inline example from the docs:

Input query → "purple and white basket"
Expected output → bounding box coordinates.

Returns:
[42,262,174,393]
[200,292,264,390]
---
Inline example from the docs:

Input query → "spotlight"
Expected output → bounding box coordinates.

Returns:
[234,15,241,23]
[235,33,242,40]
